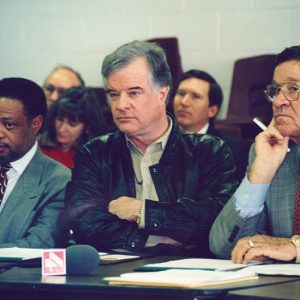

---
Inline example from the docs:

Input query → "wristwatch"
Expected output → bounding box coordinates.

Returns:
[291,235,300,263]
[136,205,142,228]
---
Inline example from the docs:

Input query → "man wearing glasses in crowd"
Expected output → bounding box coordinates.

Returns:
[43,65,85,107]
[210,45,300,265]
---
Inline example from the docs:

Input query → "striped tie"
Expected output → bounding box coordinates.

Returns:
[0,164,11,204]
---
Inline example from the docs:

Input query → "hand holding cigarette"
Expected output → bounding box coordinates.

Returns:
[253,117,290,152]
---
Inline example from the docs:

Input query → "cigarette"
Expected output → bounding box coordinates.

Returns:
[253,117,290,152]
[253,117,267,131]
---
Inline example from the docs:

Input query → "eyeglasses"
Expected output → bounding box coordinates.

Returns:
[43,84,66,97]
[264,82,300,102]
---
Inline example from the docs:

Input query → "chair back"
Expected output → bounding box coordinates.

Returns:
[215,54,276,140]
[147,37,183,114]
[228,54,276,123]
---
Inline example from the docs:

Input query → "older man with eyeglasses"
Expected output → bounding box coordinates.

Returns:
[209,45,300,264]
[43,65,85,107]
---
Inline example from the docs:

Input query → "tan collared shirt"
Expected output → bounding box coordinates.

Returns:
[126,117,183,247]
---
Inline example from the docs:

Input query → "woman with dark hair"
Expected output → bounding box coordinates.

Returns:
[39,86,108,168]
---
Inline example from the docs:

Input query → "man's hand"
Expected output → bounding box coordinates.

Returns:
[249,121,289,184]
[108,196,142,222]
[231,235,296,264]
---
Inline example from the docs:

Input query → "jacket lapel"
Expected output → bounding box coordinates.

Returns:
[0,150,43,241]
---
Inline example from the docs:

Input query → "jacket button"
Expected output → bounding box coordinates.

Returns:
[130,242,136,248]
[152,222,160,229]
[152,168,158,173]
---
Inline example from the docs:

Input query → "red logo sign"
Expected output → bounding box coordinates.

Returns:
[42,249,66,276]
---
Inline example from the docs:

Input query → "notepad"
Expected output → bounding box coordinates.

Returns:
[0,247,43,261]
[105,269,258,288]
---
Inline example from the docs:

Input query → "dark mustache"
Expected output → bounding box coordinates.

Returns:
[0,142,11,149]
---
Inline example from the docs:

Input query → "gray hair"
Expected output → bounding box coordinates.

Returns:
[101,40,172,103]
[44,64,85,87]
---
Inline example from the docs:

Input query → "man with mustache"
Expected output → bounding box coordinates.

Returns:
[65,40,237,257]
[173,70,250,182]
[0,77,70,248]
[210,45,300,264]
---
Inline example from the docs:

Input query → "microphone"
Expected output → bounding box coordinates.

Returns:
[66,245,100,275]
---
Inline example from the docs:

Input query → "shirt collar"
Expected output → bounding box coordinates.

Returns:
[10,141,38,175]
[125,116,173,152]
[197,123,209,134]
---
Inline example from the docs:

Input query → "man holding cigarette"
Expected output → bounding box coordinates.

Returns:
[210,45,300,264]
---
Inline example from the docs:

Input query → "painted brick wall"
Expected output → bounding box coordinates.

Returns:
[1,0,300,118]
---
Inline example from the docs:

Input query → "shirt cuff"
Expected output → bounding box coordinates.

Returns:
[234,176,270,219]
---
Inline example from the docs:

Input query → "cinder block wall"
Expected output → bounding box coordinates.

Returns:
[1,0,299,118]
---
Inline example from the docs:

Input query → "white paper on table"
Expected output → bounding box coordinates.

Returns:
[100,253,140,261]
[0,247,43,261]
[138,258,262,271]
[242,263,300,276]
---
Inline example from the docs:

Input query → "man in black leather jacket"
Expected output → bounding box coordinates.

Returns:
[65,40,238,257]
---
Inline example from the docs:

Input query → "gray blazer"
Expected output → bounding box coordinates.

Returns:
[0,148,71,248]
[209,143,298,258]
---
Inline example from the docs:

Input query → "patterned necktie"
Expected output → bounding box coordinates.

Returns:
[293,176,300,235]
[0,164,11,204]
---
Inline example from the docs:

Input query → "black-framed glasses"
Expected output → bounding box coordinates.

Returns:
[264,82,300,102]
[43,84,66,97]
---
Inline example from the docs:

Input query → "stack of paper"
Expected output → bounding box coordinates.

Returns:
[105,269,258,288]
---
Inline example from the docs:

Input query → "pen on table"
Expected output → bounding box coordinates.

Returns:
[253,117,290,152]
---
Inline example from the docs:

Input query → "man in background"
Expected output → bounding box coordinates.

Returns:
[43,65,85,107]
[66,41,237,257]
[0,77,70,247]
[210,45,300,265]
[173,69,250,182]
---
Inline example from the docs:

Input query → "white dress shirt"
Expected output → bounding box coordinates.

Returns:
[1,142,38,213]
[197,122,209,134]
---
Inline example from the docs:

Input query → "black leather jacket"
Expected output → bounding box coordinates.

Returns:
[66,120,238,256]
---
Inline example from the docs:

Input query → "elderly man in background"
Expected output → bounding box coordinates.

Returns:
[43,65,85,107]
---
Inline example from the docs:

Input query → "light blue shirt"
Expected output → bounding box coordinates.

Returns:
[234,147,300,218]
[234,176,270,218]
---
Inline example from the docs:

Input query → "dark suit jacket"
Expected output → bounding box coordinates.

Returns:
[0,148,71,248]
[207,125,251,183]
